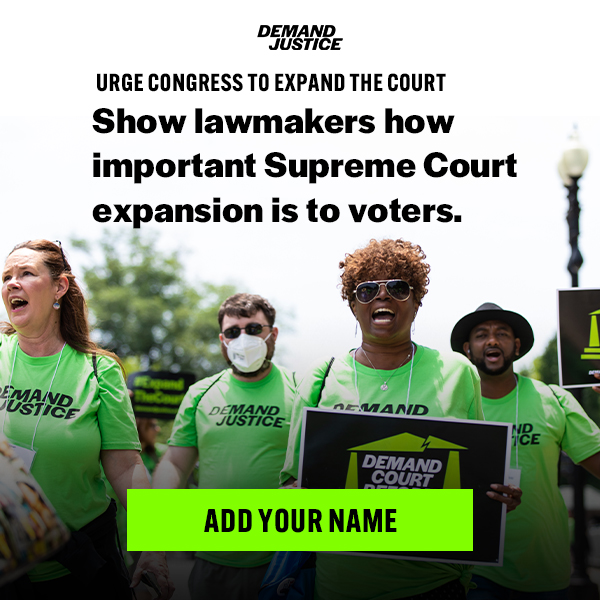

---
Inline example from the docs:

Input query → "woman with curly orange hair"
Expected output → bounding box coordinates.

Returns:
[281,238,520,600]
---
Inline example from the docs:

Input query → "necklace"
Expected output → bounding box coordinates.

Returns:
[352,344,416,413]
[360,345,413,391]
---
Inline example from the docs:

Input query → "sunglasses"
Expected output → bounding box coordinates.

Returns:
[222,323,272,339]
[353,280,413,304]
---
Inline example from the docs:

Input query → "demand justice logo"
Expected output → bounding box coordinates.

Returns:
[344,432,467,490]
[582,309,600,360]
[257,25,342,51]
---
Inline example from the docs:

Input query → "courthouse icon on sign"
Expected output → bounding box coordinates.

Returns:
[582,309,600,360]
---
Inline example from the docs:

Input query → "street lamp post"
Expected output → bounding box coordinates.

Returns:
[558,127,595,599]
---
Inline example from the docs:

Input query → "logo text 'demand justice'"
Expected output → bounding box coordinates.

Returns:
[258,25,342,51]
[344,432,467,490]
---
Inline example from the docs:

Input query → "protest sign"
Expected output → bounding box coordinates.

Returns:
[127,370,196,419]
[557,288,600,388]
[299,408,511,565]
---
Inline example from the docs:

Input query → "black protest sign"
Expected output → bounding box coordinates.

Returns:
[557,288,600,388]
[127,371,196,419]
[299,408,511,565]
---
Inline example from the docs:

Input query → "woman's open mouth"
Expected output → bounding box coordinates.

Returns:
[10,298,28,311]
[372,308,395,323]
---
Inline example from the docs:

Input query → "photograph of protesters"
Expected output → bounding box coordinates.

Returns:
[281,238,522,600]
[0,240,173,599]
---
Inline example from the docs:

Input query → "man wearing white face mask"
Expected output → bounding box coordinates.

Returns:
[153,293,295,600]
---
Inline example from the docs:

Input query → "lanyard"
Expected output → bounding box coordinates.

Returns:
[514,374,520,469]
[2,340,67,452]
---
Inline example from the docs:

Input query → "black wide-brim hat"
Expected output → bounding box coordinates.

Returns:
[450,302,534,359]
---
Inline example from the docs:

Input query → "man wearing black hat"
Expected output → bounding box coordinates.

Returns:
[451,303,600,599]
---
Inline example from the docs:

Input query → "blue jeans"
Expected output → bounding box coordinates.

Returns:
[468,575,569,600]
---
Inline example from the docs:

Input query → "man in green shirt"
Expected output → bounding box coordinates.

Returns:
[153,293,295,600]
[451,303,600,599]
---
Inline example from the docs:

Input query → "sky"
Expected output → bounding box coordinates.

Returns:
[1,1,599,376]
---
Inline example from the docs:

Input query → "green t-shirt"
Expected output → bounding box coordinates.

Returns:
[473,376,600,591]
[281,345,482,600]
[0,334,140,581]
[169,364,295,568]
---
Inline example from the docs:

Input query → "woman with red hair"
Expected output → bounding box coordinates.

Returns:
[0,240,173,600]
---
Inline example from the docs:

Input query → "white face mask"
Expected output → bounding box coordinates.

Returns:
[225,333,271,373]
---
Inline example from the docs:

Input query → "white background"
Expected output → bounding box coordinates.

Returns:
[1,1,599,374]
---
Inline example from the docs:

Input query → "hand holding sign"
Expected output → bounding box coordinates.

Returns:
[487,484,523,513]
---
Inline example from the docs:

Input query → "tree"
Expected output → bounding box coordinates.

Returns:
[72,231,235,378]
[519,336,559,385]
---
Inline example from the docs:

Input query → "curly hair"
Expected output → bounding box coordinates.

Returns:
[218,293,276,329]
[339,239,431,307]
[1,240,124,371]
